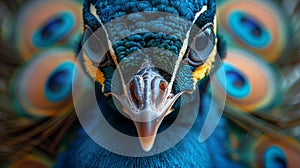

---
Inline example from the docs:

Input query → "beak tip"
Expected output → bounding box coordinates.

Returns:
[139,136,156,152]
[135,121,161,152]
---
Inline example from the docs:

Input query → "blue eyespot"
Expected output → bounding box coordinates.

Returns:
[228,10,271,49]
[216,63,251,99]
[32,11,75,47]
[264,146,287,168]
[45,62,76,102]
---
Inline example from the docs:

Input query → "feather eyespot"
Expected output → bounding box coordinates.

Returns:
[218,0,288,62]
[32,11,75,48]
[11,48,83,117]
[2,0,82,60]
[212,48,281,112]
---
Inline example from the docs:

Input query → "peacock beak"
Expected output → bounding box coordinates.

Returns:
[112,64,184,151]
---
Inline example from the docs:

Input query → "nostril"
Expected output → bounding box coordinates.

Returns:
[129,81,142,109]
[129,82,135,91]
[150,79,168,108]
[159,81,167,91]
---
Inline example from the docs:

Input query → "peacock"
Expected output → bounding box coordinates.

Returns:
[54,0,237,167]
[0,0,299,167]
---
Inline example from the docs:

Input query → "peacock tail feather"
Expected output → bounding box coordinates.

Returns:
[0,0,87,165]
[212,0,300,167]
[0,41,79,163]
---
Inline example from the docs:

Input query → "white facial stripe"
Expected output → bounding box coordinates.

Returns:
[167,5,208,94]
[214,15,217,34]
[90,5,99,21]
[194,5,208,25]
[89,4,129,97]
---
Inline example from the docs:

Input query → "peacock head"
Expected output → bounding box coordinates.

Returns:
[78,0,222,151]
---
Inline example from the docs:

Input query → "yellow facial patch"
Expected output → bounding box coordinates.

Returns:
[82,52,105,92]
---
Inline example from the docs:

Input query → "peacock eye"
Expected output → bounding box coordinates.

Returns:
[32,11,75,48]
[1,0,81,60]
[264,146,287,168]
[81,26,106,64]
[11,48,83,117]
[188,24,215,66]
